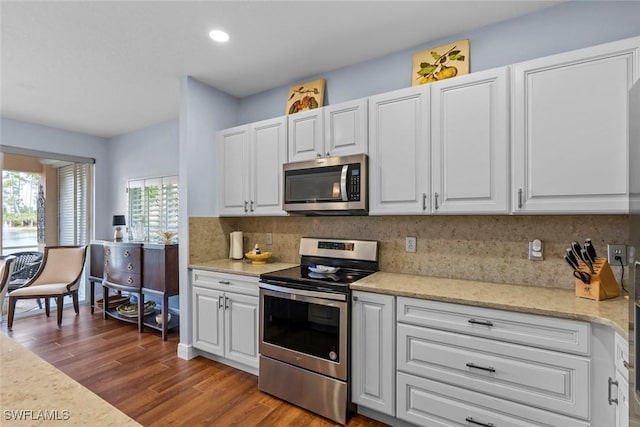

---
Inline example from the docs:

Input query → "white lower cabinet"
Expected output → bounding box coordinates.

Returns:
[191,269,259,374]
[613,332,630,427]
[394,297,597,427]
[351,291,395,416]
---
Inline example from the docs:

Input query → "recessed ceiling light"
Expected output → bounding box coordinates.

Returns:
[209,29,229,43]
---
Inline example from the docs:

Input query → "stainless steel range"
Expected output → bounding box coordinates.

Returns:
[258,237,379,425]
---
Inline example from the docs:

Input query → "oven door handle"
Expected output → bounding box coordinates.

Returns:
[259,282,347,302]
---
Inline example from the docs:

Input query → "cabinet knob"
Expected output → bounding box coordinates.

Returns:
[127,276,134,284]
[326,152,330,157]
[124,250,130,257]
[127,263,134,271]
[352,296,359,301]
[316,153,322,158]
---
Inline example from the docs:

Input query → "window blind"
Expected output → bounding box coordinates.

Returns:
[127,175,178,242]
[58,163,90,245]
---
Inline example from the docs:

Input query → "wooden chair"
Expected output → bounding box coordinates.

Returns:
[7,246,87,330]
[0,255,17,321]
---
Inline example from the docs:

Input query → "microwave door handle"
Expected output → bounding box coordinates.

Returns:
[340,165,349,202]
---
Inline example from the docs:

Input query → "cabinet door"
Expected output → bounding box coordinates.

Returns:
[288,108,324,162]
[369,85,430,215]
[218,125,250,215]
[250,117,287,216]
[513,37,639,213]
[192,287,224,356]
[224,292,259,369]
[351,291,395,416]
[616,369,629,427]
[324,98,368,157]
[431,67,510,214]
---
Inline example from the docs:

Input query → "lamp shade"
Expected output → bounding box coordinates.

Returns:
[112,215,126,226]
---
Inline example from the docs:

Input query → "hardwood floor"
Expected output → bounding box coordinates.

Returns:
[1,306,388,427]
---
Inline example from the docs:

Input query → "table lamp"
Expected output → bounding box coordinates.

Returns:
[112,215,126,241]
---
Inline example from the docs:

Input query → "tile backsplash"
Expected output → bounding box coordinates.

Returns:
[189,215,629,289]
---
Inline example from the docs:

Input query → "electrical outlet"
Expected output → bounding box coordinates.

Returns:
[266,233,273,245]
[607,244,627,266]
[405,237,416,253]
[528,239,544,261]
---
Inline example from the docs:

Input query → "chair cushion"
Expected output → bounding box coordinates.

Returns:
[8,283,71,297]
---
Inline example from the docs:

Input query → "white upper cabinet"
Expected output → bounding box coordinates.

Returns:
[218,125,249,216]
[324,98,368,158]
[287,108,324,162]
[512,37,639,213]
[218,117,287,216]
[431,67,510,214]
[368,85,430,215]
[249,117,288,215]
[288,99,368,162]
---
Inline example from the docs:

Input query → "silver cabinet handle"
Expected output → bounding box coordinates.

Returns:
[127,263,134,271]
[218,297,224,309]
[518,188,523,209]
[225,296,230,310]
[244,201,248,213]
[250,200,254,212]
[434,192,439,210]
[123,250,130,257]
[465,417,494,427]
[468,318,494,327]
[608,377,619,405]
[466,362,495,373]
[624,360,631,370]
[326,152,330,157]
[352,296,359,302]
[422,193,427,211]
[218,280,230,285]
[126,276,134,284]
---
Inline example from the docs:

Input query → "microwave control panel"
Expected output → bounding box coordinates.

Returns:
[348,165,360,201]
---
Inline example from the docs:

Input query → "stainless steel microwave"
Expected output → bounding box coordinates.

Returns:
[283,153,368,215]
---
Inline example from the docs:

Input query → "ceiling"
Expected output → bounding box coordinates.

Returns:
[1,1,560,138]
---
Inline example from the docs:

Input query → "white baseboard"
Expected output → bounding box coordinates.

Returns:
[177,343,196,360]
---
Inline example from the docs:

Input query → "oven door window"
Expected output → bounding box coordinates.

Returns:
[262,293,341,362]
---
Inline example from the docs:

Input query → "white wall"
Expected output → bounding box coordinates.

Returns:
[107,118,179,223]
[177,76,238,353]
[237,1,640,124]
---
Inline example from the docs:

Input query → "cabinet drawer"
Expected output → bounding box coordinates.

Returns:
[615,332,629,380]
[191,269,258,297]
[105,271,142,288]
[104,245,142,274]
[397,297,590,355]
[397,324,590,419]
[397,372,590,427]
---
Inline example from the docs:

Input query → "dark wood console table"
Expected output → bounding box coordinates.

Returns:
[89,241,179,340]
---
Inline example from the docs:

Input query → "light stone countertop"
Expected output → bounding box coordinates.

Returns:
[351,272,629,338]
[189,259,298,277]
[0,333,141,426]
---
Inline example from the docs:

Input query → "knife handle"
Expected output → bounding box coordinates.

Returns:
[581,249,595,273]
[585,239,597,261]
[564,255,579,270]
[566,248,579,267]
[571,241,584,262]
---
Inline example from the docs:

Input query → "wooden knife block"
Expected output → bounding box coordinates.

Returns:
[575,258,620,301]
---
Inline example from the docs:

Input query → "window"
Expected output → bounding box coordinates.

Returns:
[1,171,40,255]
[127,175,178,242]
[58,163,91,245]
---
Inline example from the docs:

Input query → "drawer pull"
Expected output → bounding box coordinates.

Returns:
[608,377,619,405]
[466,362,495,373]
[623,360,631,370]
[218,297,224,309]
[468,318,494,327]
[127,263,134,270]
[219,280,230,285]
[127,276,134,284]
[225,296,230,310]
[465,417,494,427]
[124,250,130,257]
